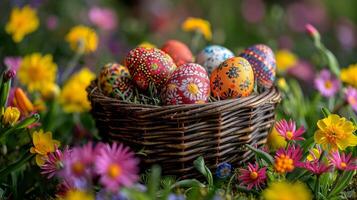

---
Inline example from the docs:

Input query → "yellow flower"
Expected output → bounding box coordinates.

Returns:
[275,49,298,72]
[263,181,312,200]
[13,87,35,116]
[267,126,287,151]
[2,107,20,126]
[59,68,95,113]
[277,78,289,91]
[182,17,212,41]
[30,129,60,166]
[18,53,57,92]
[314,114,357,151]
[66,25,98,54]
[5,5,39,43]
[340,64,357,88]
[40,82,60,100]
[59,189,94,200]
[306,147,321,161]
[138,41,157,49]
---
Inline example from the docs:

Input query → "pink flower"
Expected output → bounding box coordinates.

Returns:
[4,57,22,72]
[41,146,70,179]
[305,23,320,38]
[89,7,117,31]
[62,142,95,181]
[275,119,305,141]
[238,163,267,189]
[345,87,357,112]
[329,151,357,171]
[314,69,340,97]
[274,145,303,173]
[46,15,58,30]
[95,143,139,192]
[303,160,331,175]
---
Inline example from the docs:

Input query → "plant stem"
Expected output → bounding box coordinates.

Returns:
[315,175,320,200]
[190,31,202,54]
[60,39,85,83]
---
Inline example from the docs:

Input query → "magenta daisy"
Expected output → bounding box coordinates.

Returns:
[314,69,340,97]
[345,87,357,112]
[238,162,267,189]
[41,146,70,179]
[62,142,95,181]
[274,145,303,173]
[275,119,305,141]
[303,160,331,175]
[95,142,139,192]
[329,151,357,171]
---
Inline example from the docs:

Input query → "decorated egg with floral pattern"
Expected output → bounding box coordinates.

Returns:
[162,63,210,105]
[98,63,132,97]
[210,57,254,99]
[125,47,177,90]
[197,45,235,75]
[161,40,194,66]
[239,44,276,88]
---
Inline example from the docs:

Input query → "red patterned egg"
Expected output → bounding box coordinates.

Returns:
[161,40,194,66]
[210,57,254,99]
[162,63,210,105]
[98,63,132,97]
[239,44,276,88]
[125,47,177,90]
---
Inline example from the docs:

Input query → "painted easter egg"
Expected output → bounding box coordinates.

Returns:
[196,45,235,75]
[98,63,132,97]
[210,57,254,99]
[161,40,194,66]
[239,44,276,88]
[125,47,177,90]
[162,63,210,105]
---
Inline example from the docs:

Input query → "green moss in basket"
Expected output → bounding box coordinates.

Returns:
[113,82,162,106]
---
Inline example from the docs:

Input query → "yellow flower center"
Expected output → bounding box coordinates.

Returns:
[286,131,294,140]
[340,162,347,169]
[324,80,332,89]
[250,171,258,180]
[187,83,199,95]
[274,155,295,173]
[72,161,85,175]
[107,163,122,179]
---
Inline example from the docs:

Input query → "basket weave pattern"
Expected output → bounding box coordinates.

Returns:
[87,81,281,178]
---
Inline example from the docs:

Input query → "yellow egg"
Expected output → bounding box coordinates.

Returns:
[210,57,254,99]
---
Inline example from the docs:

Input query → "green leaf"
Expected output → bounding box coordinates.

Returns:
[246,144,274,165]
[147,165,161,199]
[321,107,331,118]
[193,156,213,187]
[0,152,34,179]
[328,170,355,198]
[170,179,205,189]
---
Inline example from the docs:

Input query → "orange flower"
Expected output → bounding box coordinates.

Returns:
[13,88,34,116]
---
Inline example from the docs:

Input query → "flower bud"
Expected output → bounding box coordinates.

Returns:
[4,69,16,81]
[2,106,20,126]
[13,88,34,116]
[305,24,320,40]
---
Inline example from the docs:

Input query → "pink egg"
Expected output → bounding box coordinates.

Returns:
[162,63,210,105]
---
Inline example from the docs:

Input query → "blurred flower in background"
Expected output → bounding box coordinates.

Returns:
[182,17,212,41]
[4,57,22,71]
[276,49,298,72]
[340,63,357,88]
[345,87,357,112]
[89,7,117,31]
[66,25,98,54]
[46,15,58,30]
[241,0,265,24]
[263,180,312,200]
[18,53,57,92]
[314,69,340,97]
[59,68,95,113]
[267,126,287,151]
[5,5,39,42]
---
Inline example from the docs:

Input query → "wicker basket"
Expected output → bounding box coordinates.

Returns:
[87,81,281,179]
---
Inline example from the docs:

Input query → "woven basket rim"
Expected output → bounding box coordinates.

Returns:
[87,80,281,109]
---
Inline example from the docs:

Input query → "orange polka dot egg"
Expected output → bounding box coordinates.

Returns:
[98,63,132,97]
[210,57,254,99]
[162,63,210,105]
[125,47,177,90]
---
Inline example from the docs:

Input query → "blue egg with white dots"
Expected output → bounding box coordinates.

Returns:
[196,45,234,75]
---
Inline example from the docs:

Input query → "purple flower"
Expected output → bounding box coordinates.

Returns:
[329,151,357,171]
[168,194,186,200]
[275,119,305,141]
[241,0,265,24]
[95,143,139,192]
[314,69,340,97]
[345,87,357,112]
[303,160,331,175]
[41,146,70,179]
[46,15,58,30]
[4,57,22,72]
[89,7,117,31]
[287,60,315,83]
